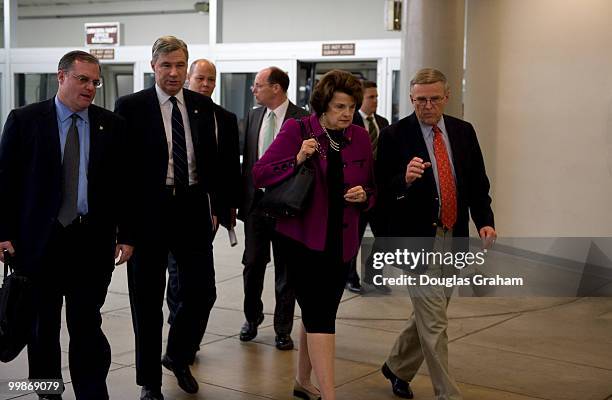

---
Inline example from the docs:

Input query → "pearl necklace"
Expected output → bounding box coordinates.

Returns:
[319,121,344,152]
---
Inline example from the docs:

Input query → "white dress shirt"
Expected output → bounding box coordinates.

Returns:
[359,109,380,137]
[257,98,289,158]
[155,85,198,185]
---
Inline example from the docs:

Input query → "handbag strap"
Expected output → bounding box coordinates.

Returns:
[296,117,311,140]
[295,118,316,168]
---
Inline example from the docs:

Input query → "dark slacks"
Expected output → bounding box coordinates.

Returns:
[127,186,215,388]
[28,220,115,400]
[346,206,382,284]
[279,234,348,334]
[242,210,295,335]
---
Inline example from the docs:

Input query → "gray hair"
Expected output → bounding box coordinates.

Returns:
[152,36,189,62]
[410,68,450,92]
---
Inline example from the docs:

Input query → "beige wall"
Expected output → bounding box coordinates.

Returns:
[464,0,612,236]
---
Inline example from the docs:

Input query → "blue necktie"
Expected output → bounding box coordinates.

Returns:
[58,114,80,226]
[169,96,188,186]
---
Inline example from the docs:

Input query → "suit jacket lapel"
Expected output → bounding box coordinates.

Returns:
[444,116,464,194]
[184,90,200,148]
[408,113,431,164]
[41,98,62,172]
[87,105,106,189]
[145,87,169,170]
[407,113,438,193]
[283,102,303,122]
[250,107,265,160]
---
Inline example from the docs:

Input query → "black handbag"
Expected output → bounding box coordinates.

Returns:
[258,118,315,218]
[0,250,34,363]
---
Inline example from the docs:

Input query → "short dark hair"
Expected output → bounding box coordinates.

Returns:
[58,50,100,72]
[266,67,290,92]
[310,70,363,116]
[362,80,377,90]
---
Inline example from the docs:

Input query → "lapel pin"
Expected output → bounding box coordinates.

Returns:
[99,125,104,131]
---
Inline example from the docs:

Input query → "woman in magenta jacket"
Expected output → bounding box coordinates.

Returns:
[253,70,375,400]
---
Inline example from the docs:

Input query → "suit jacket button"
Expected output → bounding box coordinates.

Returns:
[432,222,437,227]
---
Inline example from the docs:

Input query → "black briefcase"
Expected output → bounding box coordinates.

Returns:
[258,118,315,218]
[0,250,34,363]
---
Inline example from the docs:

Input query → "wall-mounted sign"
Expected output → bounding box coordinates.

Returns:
[85,22,120,46]
[322,43,355,56]
[90,48,115,60]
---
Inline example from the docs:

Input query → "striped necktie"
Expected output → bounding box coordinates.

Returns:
[170,96,188,186]
[366,115,378,159]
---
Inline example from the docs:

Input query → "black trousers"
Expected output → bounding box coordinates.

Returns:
[28,219,115,400]
[127,186,215,388]
[346,206,382,284]
[241,210,295,335]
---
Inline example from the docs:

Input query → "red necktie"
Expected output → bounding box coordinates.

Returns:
[432,125,457,229]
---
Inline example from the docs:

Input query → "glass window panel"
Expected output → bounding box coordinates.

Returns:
[116,74,134,98]
[220,72,256,154]
[14,73,58,107]
[144,73,155,89]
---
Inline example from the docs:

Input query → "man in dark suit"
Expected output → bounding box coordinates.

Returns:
[165,59,241,358]
[115,37,222,400]
[346,80,390,293]
[238,66,308,350]
[377,68,496,400]
[0,51,133,400]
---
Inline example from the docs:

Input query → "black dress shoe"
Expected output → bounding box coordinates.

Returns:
[346,280,362,293]
[293,379,321,400]
[239,313,264,341]
[381,363,413,399]
[140,386,164,400]
[161,354,199,394]
[275,334,294,350]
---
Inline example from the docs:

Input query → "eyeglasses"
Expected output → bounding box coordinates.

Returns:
[412,96,445,106]
[250,83,275,91]
[71,73,103,89]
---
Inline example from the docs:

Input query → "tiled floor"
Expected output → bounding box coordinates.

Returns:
[2,223,612,399]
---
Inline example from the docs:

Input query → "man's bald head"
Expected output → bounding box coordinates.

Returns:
[188,59,217,97]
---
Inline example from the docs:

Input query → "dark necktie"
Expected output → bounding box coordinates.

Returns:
[169,96,188,186]
[432,125,457,229]
[58,114,80,226]
[366,115,378,159]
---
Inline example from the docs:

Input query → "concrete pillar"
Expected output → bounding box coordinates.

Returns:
[399,0,465,119]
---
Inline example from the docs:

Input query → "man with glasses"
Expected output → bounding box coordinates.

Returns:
[377,68,496,399]
[238,66,307,350]
[0,50,133,400]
